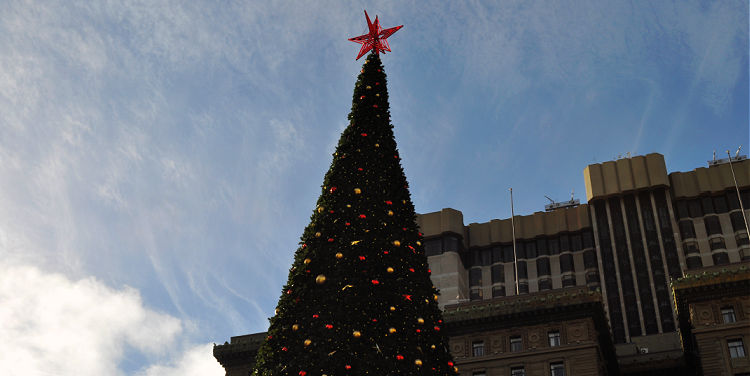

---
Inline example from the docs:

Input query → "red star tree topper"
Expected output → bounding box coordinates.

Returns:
[348,10,403,60]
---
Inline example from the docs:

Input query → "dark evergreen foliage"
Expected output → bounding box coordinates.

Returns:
[254,53,457,375]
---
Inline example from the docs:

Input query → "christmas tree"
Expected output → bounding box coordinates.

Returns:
[253,13,457,376]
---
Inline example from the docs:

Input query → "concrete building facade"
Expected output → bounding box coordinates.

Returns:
[673,261,750,376]
[215,152,750,375]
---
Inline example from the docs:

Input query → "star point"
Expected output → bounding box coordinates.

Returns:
[348,10,403,60]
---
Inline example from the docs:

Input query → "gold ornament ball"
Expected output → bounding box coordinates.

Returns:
[430,344,436,349]
[375,143,380,147]
[335,252,343,259]
[389,306,396,311]
[352,331,361,338]
[275,308,279,314]
[393,240,401,246]
[375,93,380,97]
[315,232,321,237]
[387,210,394,216]
[388,327,397,334]
[303,258,311,264]
[346,204,351,208]
[304,339,312,346]
[366,85,372,89]
[292,324,299,331]
[354,188,362,194]
[317,206,324,213]
[416,241,422,246]
[433,294,439,301]
[417,318,424,324]
[316,274,327,284]
[414,359,422,366]
[386,267,394,273]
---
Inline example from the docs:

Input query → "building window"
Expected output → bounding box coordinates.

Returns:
[538,278,552,291]
[686,256,702,269]
[510,366,525,376]
[518,282,529,294]
[510,336,522,352]
[676,200,689,218]
[702,196,715,214]
[516,261,528,279]
[537,238,548,256]
[679,220,696,239]
[729,339,746,358]
[683,241,699,255]
[503,245,514,262]
[560,253,574,273]
[562,275,576,287]
[470,287,482,301]
[424,238,442,256]
[537,257,551,276]
[525,241,537,259]
[492,264,504,284]
[472,341,485,357]
[731,211,747,232]
[722,306,737,323]
[571,233,583,251]
[737,233,750,246]
[444,235,461,252]
[492,246,503,263]
[492,285,506,298]
[550,362,565,376]
[583,230,594,248]
[549,237,560,255]
[704,216,722,236]
[583,249,597,269]
[559,234,570,252]
[469,268,482,286]
[471,248,482,266]
[688,199,703,217]
[709,237,726,251]
[713,251,730,265]
[548,331,561,347]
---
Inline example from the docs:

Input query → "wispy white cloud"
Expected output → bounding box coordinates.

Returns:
[136,343,222,376]
[0,262,223,376]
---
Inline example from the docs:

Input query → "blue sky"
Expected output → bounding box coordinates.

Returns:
[0,1,747,374]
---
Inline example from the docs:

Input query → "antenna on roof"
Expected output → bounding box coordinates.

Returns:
[709,146,746,167]
[626,152,631,158]
[544,192,580,211]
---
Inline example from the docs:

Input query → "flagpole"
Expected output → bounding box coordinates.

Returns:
[510,188,519,295]
[727,148,750,241]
